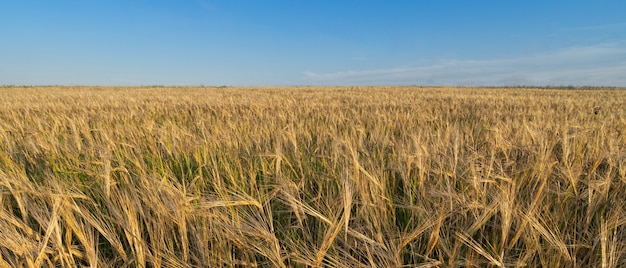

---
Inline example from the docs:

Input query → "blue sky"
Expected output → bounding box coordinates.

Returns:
[2,1,626,86]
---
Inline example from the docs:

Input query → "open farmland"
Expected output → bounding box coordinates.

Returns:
[0,86,625,267]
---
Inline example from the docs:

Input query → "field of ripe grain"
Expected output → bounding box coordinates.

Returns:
[0,86,625,267]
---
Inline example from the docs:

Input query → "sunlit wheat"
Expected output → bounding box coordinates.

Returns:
[0,86,624,267]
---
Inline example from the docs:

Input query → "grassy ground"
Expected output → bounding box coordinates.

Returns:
[0,86,625,267]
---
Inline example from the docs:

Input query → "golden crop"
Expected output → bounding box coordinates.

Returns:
[0,86,625,267]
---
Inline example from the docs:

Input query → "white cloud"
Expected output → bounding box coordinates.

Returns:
[303,43,626,86]
[561,22,626,32]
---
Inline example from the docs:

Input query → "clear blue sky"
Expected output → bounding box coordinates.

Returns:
[2,1,626,86]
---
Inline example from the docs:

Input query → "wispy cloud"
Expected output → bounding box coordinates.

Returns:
[303,43,626,86]
[194,0,217,12]
[561,22,626,32]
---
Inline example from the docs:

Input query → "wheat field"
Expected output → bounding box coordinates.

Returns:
[0,86,625,267]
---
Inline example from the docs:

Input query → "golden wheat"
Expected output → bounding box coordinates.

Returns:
[0,86,624,267]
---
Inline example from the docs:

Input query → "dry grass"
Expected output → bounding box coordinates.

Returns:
[0,85,625,267]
